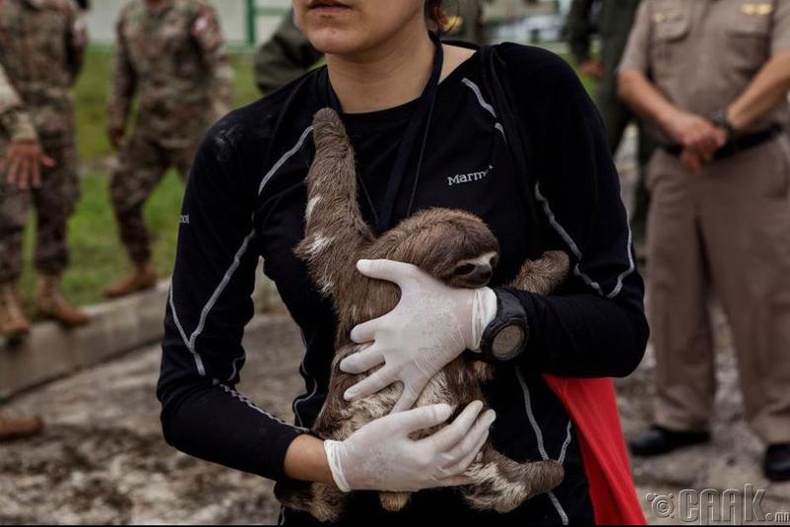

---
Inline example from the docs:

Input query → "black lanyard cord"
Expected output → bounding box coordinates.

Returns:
[324,31,444,233]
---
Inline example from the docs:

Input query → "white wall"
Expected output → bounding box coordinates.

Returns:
[213,0,248,45]
[85,0,291,47]
[85,0,126,43]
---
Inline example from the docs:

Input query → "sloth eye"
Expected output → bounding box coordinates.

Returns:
[454,264,476,276]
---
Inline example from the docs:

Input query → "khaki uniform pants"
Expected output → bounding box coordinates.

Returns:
[646,134,790,444]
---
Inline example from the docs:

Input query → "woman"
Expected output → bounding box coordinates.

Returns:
[157,1,649,524]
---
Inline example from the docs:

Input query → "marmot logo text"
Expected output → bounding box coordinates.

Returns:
[447,165,492,186]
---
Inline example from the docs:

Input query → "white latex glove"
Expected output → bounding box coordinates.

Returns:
[324,400,496,492]
[340,259,498,413]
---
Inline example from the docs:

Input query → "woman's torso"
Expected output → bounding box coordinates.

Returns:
[246,47,593,524]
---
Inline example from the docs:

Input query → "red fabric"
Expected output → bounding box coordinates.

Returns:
[543,374,647,525]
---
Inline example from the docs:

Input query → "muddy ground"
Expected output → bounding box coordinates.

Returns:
[2,302,790,525]
[0,315,295,525]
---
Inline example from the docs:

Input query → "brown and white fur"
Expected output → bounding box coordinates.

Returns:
[275,108,569,522]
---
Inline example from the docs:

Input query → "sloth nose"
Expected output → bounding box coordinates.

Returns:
[471,264,493,284]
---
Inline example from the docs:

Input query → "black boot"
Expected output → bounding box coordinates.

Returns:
[764,444,790,482]
[628,425,710,456]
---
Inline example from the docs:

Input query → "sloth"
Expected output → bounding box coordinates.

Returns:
[274,107,569,522]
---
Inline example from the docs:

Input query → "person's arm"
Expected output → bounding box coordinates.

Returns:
[494,44,649,378]
[618,68,725,169]
[157,117,304,482]
[64,0,88,85]
[616,2,723,172]
[564,0,596,66]
[0,62,53,189]
[106,10,135,150]
[284,434,335,484]
[727,51,790,129]
[725,0,790,132]
[726,2,790,130]
[253,10,323,95]
[190,2,234,121]
[0,62,36,144]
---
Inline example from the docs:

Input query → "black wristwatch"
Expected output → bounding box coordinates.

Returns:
[477,290,529,362]
[708,109,737,139]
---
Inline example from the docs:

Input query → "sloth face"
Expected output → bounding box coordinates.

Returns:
[387,208,501,289]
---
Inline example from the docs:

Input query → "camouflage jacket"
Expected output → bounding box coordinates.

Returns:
[565,0,643,67]
[0,0,87,142]
[107,0,234,142]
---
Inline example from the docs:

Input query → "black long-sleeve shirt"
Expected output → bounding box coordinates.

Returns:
[157,41,648,525]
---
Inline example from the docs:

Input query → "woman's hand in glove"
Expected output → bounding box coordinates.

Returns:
[324,400,496,492]
[339,259,497,413]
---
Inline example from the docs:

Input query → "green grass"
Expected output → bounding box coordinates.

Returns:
[73,47,115,162]
[18,47,263,311]
[576,70,596,96]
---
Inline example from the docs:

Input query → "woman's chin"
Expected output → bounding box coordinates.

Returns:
[307,34,361,56]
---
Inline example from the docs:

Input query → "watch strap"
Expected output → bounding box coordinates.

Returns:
[477,289,529,362]
[708,109,737,138]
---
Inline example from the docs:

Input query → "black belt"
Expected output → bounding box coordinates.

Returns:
[662,124,784,161]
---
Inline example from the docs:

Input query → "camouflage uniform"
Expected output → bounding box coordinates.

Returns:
[253,9,321,95]
[254,1,488,95]
[107,0,233,268]
[0,0,87,285]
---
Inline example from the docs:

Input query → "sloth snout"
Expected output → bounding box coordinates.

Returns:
[452,252,498,288]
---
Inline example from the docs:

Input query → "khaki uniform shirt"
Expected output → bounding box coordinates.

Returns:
[107,0,234,144]
[0,0,87,142]
[619,0,790,140]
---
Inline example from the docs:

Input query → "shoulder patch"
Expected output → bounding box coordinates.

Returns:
[190,8,222,50]
[192,13,209,34]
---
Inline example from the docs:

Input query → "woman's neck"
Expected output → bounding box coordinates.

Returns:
[325,29,436,114]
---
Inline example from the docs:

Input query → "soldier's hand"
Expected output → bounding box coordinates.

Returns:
[666,110,727,161]
[0,139,55,190]
[579,58,604,80]
[680,149,705,175]
[107,126,125,150]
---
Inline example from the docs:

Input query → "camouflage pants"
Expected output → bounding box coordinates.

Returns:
[109,131,196,264]
[0,136,79,284]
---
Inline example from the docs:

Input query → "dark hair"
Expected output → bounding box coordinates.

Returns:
[425,0,449,32]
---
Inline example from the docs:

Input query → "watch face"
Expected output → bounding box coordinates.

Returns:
[492,325,525,360]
